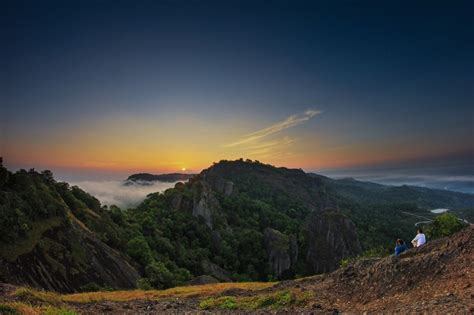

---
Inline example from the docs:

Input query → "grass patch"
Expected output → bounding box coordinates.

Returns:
[0,302,41,315]
[13,287,62,304]
[62,282,275,303]
[42,306,78,315]
[0,217,64,262]
[200,296,237,310]
[199,289,314,310]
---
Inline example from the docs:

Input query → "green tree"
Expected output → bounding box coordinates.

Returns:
[426,213,466,239]
[145,261,174,289]
[127,237,153,266]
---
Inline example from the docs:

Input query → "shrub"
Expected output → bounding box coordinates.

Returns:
[426,213,466,239]
[136,278,153,290]
[145,261,174,289]
[199,297,237,310]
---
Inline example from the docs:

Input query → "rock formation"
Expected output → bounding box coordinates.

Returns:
[201,260,232,282]
[263,228,298,278]
[0,220,139,293]
[305,207,362,274]
[192,181,219,229]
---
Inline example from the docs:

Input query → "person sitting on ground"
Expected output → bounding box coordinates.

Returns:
[411,228,426,248]
[394,239,407,256]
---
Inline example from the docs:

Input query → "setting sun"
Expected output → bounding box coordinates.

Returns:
[181,168,186,172]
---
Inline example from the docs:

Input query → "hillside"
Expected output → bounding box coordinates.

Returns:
[0,167,139,292]
[124,159,362,283]
[1,159,472,295]
[1,225,472,314]
[0,160,362,292]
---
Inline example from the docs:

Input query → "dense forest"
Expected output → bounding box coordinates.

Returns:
[0,159,471,292]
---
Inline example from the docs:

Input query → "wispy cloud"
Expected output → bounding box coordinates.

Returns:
[247,137,296,155]
[224,109,321,148]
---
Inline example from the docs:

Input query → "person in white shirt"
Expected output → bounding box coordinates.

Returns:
[411,228,426,248]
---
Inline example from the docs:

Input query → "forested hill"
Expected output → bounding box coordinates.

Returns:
[0,159,472,293]
[311,174,474,210]
[126,173,196,183]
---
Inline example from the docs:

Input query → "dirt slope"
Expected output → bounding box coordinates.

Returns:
[283,224,474,313]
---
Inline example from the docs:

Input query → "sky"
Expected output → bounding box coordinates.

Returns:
[1,0,473,182]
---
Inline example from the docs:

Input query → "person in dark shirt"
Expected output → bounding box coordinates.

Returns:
[394,239,407,256]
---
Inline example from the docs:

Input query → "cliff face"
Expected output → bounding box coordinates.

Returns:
[305,207,362,274]
[192,181,220,229]
[0,221,139,292]
[263,228,298,278]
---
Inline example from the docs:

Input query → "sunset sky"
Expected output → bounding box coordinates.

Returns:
[2,1,473,180]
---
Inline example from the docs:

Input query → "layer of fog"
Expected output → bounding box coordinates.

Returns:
[71,180,178,209]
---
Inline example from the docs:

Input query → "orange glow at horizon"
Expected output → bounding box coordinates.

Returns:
[3,111,469,175]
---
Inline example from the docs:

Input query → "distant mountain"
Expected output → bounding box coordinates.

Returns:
[309,174,474,221]
[126,173,196,183]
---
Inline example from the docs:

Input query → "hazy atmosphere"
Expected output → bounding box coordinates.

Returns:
[2,1,472,187]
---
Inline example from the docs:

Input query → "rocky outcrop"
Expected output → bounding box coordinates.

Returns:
[171,194,182,210]
[192,181,220,229]
[264,228,298,278]
[305,207,361,274]
[0,220,139,293]
[201,260,232,282]
[199,167,237,197]
[223,181,234,196]
[187,275,219,286]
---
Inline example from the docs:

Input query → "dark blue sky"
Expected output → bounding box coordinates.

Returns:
[1,0,473,179]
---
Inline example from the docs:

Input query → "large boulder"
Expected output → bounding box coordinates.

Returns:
[305,207,362,274]
[201,260,232,282]
[187,275,219,286]
[263,228,298,278]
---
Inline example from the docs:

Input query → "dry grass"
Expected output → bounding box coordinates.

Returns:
[63,282,275,303]
[0,301,42,315]
[4,291,77,314]
[12,287,63,304]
